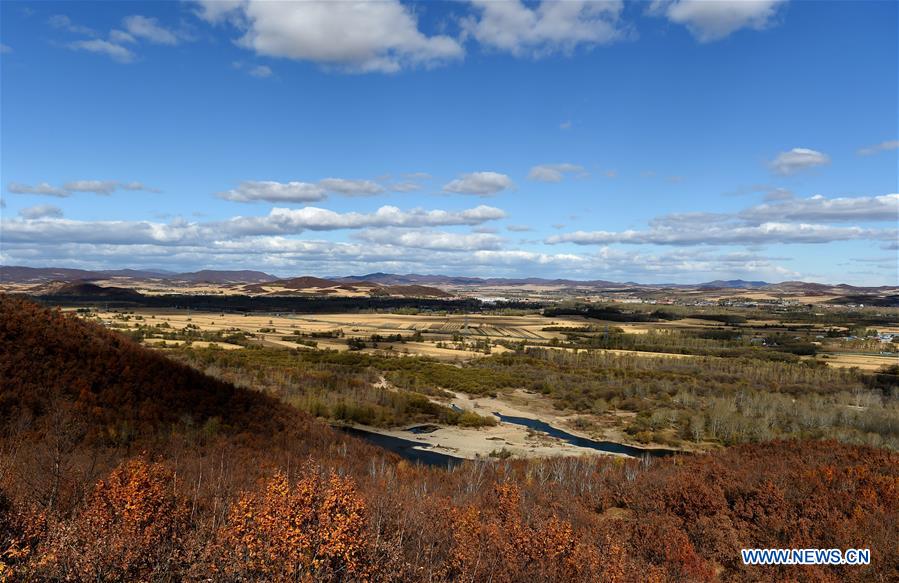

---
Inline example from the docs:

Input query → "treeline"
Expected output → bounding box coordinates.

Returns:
[35,292,544,314]
[550,327,817,360]
[171,346,496,428]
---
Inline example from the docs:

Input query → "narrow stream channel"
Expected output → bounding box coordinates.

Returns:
[492,413,678,458]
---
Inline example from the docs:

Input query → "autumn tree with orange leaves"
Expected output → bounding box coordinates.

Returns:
[38,457,189,581]
[211,463,370,582]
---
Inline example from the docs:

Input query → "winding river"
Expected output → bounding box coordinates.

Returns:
[492,412,678,458]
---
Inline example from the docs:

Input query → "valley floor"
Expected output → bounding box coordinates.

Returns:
[352,386,691,460]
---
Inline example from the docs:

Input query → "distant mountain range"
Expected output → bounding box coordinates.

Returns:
[1,266,896,294]
[0,265,278,284]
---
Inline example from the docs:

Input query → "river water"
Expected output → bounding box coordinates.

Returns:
[492,412,678,458]
[338,426,464,467]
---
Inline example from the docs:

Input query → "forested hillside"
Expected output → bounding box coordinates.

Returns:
[1,295,897,582]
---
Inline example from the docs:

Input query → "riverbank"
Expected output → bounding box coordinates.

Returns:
[345,388,683,460]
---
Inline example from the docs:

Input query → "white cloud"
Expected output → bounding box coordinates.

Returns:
[49,14,97,36]
[19,205,63,220]
[196,0,463,73]
[465,0,627,56]
[559,120,573,130]
[217,178,387,203]
[857,140,899,156]
[123,15,180,45]
[121,181,157,192]
[8,180,157,196]
[506,224,533,232]
[109,29,136,44]
[217,181,326,203]
[63,180,120,195]
[356,229,503,251]
[0,44,12,54]
[740,194,899,223]
[223,205,506,236]
[1,205,507,247]
[67,39,135,63]
[55,14,186,63]
[547,194,898,247]
[548,223,892,246]
[318,178,384,196]
[7,182,70,197]
[769,147,830,175]
[249,64,272,78]
[527,163,586,182]
[648,0,787,43]
[387,182,422,193]
[194,0,245,24]
[0,234,809,282]
[443,172,513,196]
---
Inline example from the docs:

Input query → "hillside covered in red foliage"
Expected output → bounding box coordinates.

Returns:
[1,295,897,582]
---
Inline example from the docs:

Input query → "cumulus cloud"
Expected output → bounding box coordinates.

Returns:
[355,229,503,251]
[739,194,899,223]
[549,223,892,246]
[769,147,830,175]
[222,205,506,237]
[8,180,157,197]
[67,39,135,63]
[0,233,809,282]
[63,180,121,195]
[857,140,899,156]
[527,163,586,182]
[217,178,388,203]
[196,0,463,73]
[19,205,63,220]
[648,0,787,42]
[123,15,180,45]
[7,182,70,197]
[443,172,513,196]
[547,194,898,247]
[1,204,505,246]
[318,178,384,196]
[55,13,186,63]
[49,14,97,36]
[465,0,627,56]
[217,181,326,203]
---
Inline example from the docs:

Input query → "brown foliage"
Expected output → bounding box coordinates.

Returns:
[0,295,300,445]
[450,483,601,582]
[37,457,189,581]
[210,464,369,582]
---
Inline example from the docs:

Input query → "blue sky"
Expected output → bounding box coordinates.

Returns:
[1,0,896,284]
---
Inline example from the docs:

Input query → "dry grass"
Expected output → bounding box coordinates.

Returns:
[819,352,898,371]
